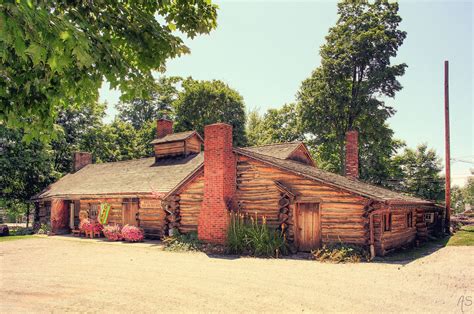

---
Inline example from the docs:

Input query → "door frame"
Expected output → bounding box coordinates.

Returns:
[295,202,321,251]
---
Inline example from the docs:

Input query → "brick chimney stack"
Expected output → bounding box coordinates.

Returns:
[72,152,92,172]
[345,130,359,179]
[198,123,236,244]
[156,118,173,138]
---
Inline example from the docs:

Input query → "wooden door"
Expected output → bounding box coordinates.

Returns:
[296,203,321,251]
[122,199,139,226]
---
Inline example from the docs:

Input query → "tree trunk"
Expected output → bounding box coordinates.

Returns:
[26,203,30,228]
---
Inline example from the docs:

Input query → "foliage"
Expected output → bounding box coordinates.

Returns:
[297,0,407,182]
[174,78,247,146]
[312,243,370,263]
[1,0,218,141]
[452,178,474,213]
[51,102,106,173]
[9,226,33,236]
[103,224,123,241]
[117,77,182,129]
[162,231,201,252]
[121,224,144,242]
[390,144,444,201]
[79,218,103,233]
[36,223,51,235]
[246,104,304,147]
[0,125,59,217]
[227,211,288,257]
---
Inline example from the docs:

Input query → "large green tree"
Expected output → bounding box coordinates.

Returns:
[390,144,444,202]
[0,125,59,219]
[246,104,304,147]
[52,102,106,173]
[0,1,217,141]
[174,78,247,146]
[298,0,407,182]
[116,76,182,130]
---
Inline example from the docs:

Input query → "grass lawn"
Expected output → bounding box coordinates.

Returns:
[447,225,474,246]
[0,235,38,242]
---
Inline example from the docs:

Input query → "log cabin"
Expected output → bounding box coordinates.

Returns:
[33,119,443,256]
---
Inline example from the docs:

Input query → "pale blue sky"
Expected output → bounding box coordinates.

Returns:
[100,0,473,186]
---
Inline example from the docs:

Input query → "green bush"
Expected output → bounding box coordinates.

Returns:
[312,243,370,263]
[162,231,201,252]
[36,223,51,235]
[227,212,288,257]
[10,227,33,236]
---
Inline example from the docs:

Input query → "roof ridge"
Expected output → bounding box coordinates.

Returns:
[85,156,155,167]
[241,141,303,149]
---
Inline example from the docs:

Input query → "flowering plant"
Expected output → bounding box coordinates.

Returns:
[103,224,123,241]
[79,218,103,233]
[121,224,144,242]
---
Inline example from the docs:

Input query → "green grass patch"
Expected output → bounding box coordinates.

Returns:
[0,235,38,242]
[447,225,474,246]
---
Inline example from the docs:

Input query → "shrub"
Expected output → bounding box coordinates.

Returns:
[121,224,144,242]
[103,224,123,241]
[36,223,51,235]
[10,227,33,236]
[79,219,103,233]
[227,211,288,257]
[162,231,201,252]
[312,243,370,263]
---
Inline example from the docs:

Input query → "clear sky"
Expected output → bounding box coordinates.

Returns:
[100,0,473,186]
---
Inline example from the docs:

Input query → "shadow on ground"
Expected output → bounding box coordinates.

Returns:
[373,236,450,265]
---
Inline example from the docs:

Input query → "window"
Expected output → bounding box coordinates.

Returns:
[89,204,99,220]
[407,211,413,228]
[424,213,434,224]
[383,213,392,232]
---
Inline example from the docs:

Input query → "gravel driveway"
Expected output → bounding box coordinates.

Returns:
[1,236,473,313]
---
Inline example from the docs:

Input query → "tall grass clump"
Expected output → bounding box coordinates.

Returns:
[227,211,288,257]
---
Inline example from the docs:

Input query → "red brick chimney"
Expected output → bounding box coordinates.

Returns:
[156,118,173,138]
[198,123,236,244]
[345,130,359,179]
[72,152,92,172]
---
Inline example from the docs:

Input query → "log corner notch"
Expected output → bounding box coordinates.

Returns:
[274,181,297,252]
[162,195,181,236]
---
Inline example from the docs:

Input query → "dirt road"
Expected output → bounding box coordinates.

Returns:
[1,237,473,313]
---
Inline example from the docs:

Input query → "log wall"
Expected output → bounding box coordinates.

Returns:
[176,173,204,233]
[236,155,369,247]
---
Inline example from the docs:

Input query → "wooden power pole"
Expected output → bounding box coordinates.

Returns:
[444,60,451,233]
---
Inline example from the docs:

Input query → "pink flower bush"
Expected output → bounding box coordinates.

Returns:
[79,219,103,233]
[121,225,144,242]
[103,224,123,241]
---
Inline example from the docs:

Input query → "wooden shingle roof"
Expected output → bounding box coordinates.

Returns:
[235,147,432,204]
[34,153,204,200]
[242,142,303,160]
[149,131,203,144]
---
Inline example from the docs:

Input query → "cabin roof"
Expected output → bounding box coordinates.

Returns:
[33,153,204,200]
[242,142,304,160]
[235,148,431,204]
[149,131,203,145]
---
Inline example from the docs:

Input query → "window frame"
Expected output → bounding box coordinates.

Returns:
[383,213,392,232]
[406,211,413,228]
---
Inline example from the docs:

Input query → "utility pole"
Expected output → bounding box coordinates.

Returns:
[444,60,451,233]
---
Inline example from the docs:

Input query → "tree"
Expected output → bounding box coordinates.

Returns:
[451,186,465,213]
[246,104,304,147]
[0,1,217,141]
[298,0,407,181]
[174,78,247,146]
[116,76,182,130]
[462,177,474,209]
[390,144,444,201]
[52,102,107,173]
[0,125,59,220]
